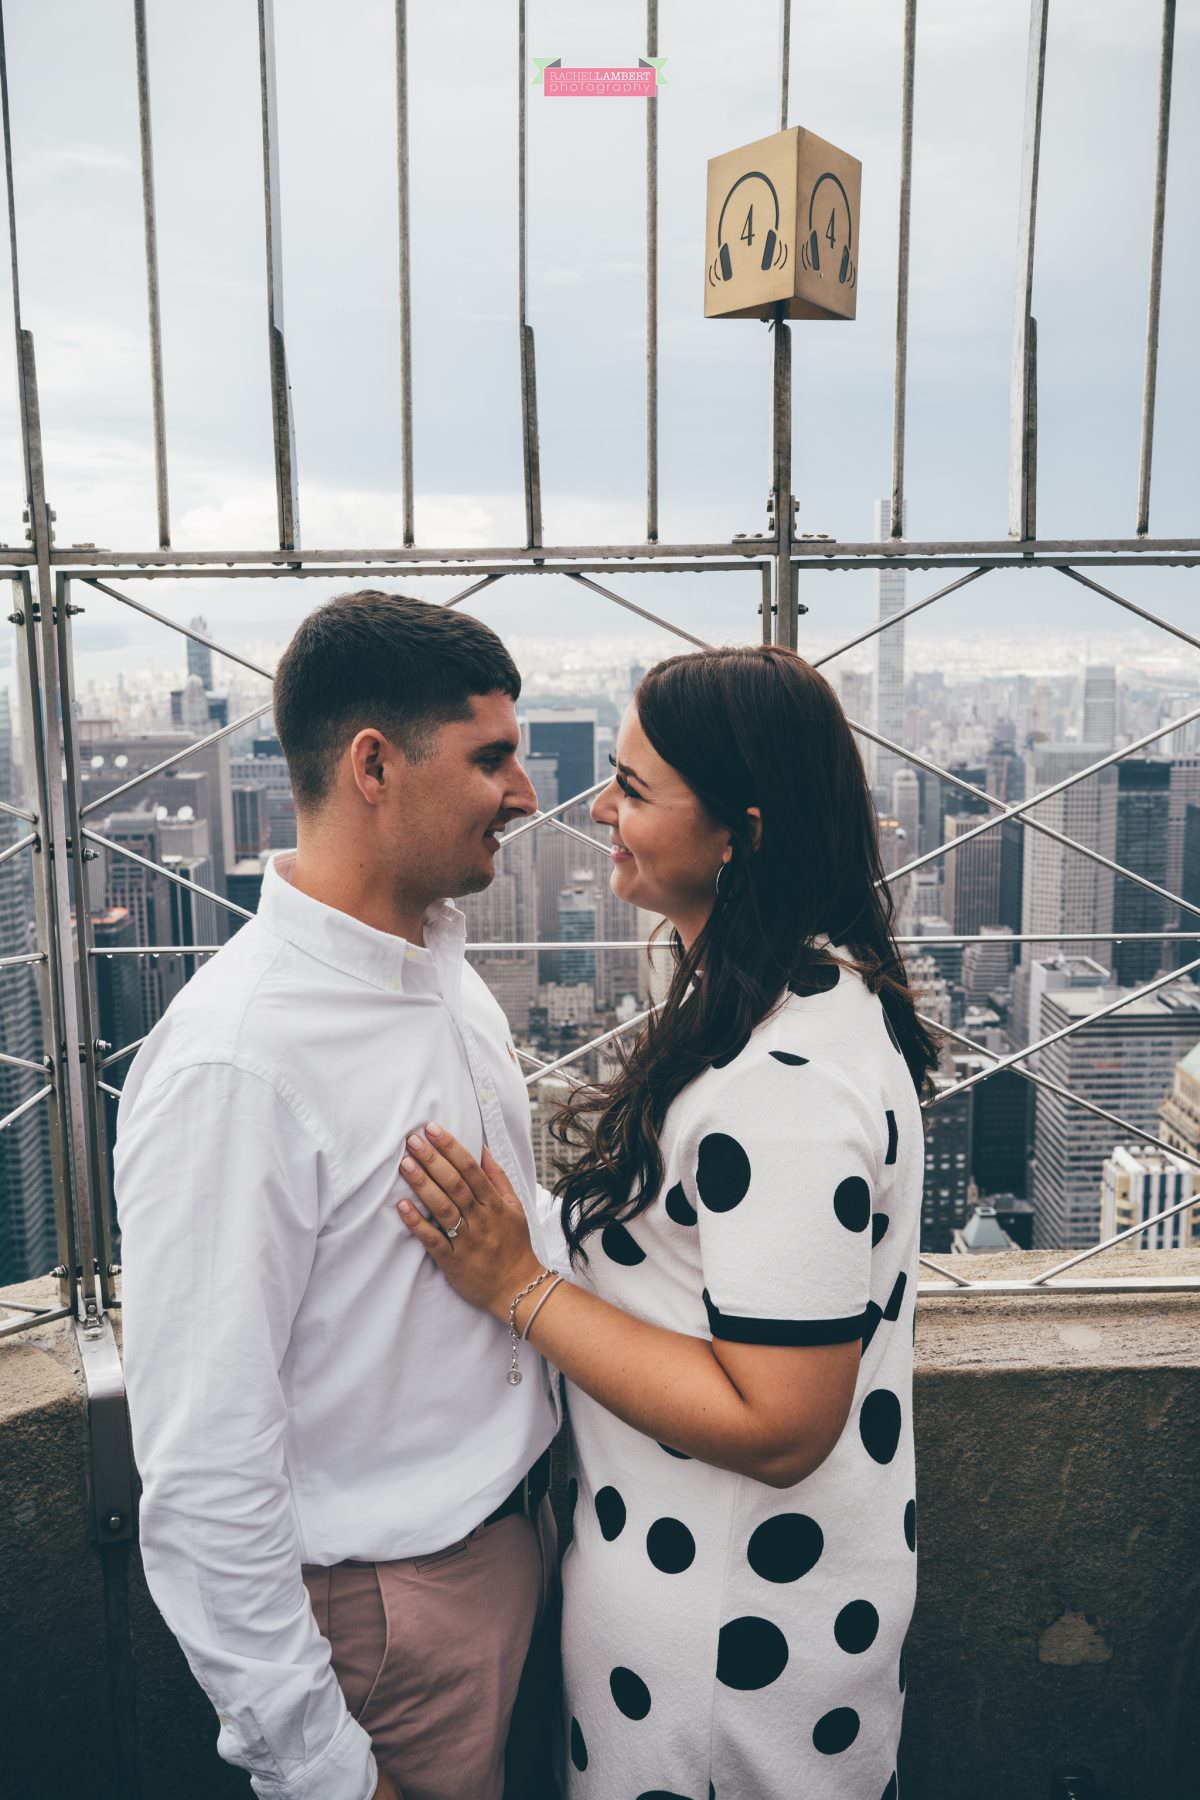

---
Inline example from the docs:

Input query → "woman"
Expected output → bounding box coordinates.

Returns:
[396,645,937,1799]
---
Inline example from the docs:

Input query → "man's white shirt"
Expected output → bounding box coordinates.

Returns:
[115,851,562,1800]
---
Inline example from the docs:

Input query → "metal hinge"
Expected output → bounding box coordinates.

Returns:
[75,1311,136,1544]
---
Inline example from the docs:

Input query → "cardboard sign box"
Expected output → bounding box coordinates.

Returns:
[705,126,861,322]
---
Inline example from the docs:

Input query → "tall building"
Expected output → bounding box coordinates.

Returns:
[943,813,1003,936]
[558,872,599,991]
[0,691,54,1283]
[962,925,1015,1003]
[1156,1043,1200,1248]
[1099,1144,1197,1252]
[1020,743,1117,963]
[233,784,269,860]
[187,616,215,691]
[871,498,906,813]
[1112,759,1171,986]
[229,750,294,853]
[1166,759,1200,968]
[922,1071,972,1252]
[1027,956,1200,1247]
[1082,665,1117,750]
[525,711,597,811]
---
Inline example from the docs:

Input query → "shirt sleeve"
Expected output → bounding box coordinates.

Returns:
[685,1054,880,1347]
[530,1182,572,1276]
[115,1060,377,1800]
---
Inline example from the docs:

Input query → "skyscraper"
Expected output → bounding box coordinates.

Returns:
[1020,743,1117,962]
[871,498,906,813]
[187,617,215,691]
[525,711,597,811]
[1112,759,1170,986]
[1027,955,1200,1247]
[1082,665,1117,750]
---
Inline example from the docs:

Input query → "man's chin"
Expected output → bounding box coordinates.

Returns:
[453,860,496,899]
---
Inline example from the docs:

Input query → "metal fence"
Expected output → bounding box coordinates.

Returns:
[2,0,1199,1369]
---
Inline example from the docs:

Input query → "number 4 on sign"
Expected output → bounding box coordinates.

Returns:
[741,207,755,248]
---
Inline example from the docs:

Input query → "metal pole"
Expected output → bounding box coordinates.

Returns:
[1008,0,1048,541]
[771,312,798,648]
[645,0,659,543]
[890,0,917,539]
[1136,0,1176,537]
[518,0,543,549]
[777,0,791,134]
[132,0,170,547]
[395,0,414,546]
[256,0,300,551]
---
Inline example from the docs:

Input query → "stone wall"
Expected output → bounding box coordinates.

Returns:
[2,1252,1198,1800]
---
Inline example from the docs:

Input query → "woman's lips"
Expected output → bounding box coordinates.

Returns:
[611,843,633,863]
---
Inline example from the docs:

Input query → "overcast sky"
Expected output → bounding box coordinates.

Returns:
[0,0,1197,671]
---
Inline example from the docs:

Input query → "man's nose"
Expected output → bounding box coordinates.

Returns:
[506,762,539,817]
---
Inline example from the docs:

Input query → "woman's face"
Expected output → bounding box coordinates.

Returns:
[591,704,736,947]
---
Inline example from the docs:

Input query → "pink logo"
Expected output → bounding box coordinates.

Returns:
[534,57,666,98]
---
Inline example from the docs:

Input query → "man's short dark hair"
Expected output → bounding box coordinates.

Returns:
[273,590,521,809]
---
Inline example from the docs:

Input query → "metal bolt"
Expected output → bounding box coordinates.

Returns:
[94,1039,112,1055]
[82,847,99,861]
[64,603,84,616]
[49,1265,67,1280]
[7,610,23,625]
[104,1511,126,1534]
[107,1263,121,1277]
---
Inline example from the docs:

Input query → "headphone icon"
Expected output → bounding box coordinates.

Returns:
[802,171,855,287]
[713,171,786,283]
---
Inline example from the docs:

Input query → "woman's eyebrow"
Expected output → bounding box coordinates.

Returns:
[610,752,649,788]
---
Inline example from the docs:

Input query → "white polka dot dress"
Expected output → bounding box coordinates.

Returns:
[559,947,923,1800]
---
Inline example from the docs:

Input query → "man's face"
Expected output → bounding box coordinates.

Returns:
[380,691,538,901]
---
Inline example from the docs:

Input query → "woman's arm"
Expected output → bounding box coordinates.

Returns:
[397,1132,859,1487]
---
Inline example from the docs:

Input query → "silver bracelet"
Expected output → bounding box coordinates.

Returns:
[521,1274,565,1342]
[507,1267,555,1386]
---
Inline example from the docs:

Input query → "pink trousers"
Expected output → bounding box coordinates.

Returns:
[302,1500,557,1800]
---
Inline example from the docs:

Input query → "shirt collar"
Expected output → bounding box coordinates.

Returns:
[257,850,466,994]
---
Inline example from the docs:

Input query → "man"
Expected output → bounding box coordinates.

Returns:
[116,591,562,1800]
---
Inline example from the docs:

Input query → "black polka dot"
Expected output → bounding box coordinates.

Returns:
[712,1029,751,1069]
[646,1517,696,1573]
[696,1133,752,1212]
[872,1212,890,1247]
[595,1486,626,1540]
[610,1665,651,1719]
[904,1497,916,1552]
[569,1717,588,1771]
[859,1389,902,1464]
[789,959,840,997]
[567,1477,578,1520]
[636,1793,691,1800]
[664,1182,697,1227]
[833,1175,871,1233]
[899,1649,907,1693]
[658,1441,692,1460]
[882,1777,898,1800]
[882,1006,903,1054]
[834,1599,880,1654]
[746,1513,823,1583]
[769,1050,809,1067]
[716,1617,790,1689]
[861,1300,883,1352]
[883,1270,907,1321]
[602,1221,646,1266]
[885,1108,898,1164]
[812,1707,860,1754]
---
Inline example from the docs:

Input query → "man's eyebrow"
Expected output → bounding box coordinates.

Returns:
[473,737,521,756]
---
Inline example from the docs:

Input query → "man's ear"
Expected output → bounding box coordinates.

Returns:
[746,805,763,851]
[349,728,390,803]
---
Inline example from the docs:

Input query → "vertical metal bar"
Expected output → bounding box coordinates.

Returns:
[645,0,659,544]
[395,0,414,547]
[1136,0,1176,538]
[518,0,543,548]
[778,0,791,133]
[771,313,798,649]
[0,0,23,335]
[132,0,170,548]
[890,0,917,540]
[761,563,773,644]
[55,577,116,1306]
[1008,0,1048,541]
[256,0,300,551]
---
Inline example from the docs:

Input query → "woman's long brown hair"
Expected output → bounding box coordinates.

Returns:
[551,644,940,1265]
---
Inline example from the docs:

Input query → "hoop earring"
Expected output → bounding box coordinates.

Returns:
[714,859,729,899]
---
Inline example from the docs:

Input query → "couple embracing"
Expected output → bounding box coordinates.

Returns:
[116,590,933,1800]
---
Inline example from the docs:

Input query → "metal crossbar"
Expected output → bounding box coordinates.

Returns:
[0,0,1196,1368]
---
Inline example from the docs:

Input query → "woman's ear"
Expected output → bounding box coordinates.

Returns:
[746,806,763,851]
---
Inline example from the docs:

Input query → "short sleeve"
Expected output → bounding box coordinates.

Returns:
[686,1055,879,1347]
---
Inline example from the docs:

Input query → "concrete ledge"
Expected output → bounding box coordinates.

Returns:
[2,1254,1199,1799]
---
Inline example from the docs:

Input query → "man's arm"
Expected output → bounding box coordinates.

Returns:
[116,1059,378,1800]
